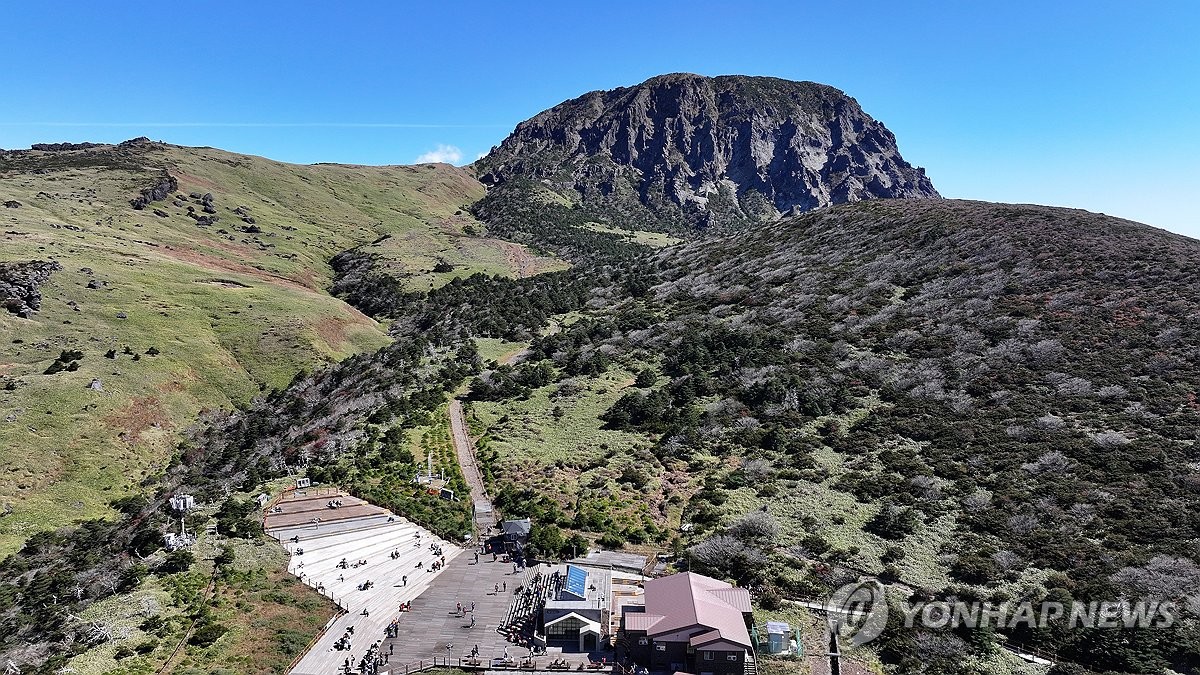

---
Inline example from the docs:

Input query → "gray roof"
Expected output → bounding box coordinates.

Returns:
[569,550,648,574]
[501,518,531,536]
[544,563,612,612]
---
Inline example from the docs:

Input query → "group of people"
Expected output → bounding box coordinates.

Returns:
[344,640,386,675]
[326,498,344,509]
[337,557,368,569]
[333,624,355,651]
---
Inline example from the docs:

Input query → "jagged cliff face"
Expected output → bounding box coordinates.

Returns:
[476,73,940,229]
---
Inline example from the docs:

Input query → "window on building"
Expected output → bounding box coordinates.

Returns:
[727,654,739,661]
[637,637,648,646]
[703,651,714,660]
[547,617,586,639]
[655,644,666,652]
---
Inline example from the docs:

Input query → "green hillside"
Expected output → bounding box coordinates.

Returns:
[0,140,561,556]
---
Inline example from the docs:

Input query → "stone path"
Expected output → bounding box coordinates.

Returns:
[449,398,499,536]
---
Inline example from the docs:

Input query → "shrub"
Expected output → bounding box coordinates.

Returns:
[865,502,918,540]
[726,511,778,547]
[188,621,228,647]
[597,532,625,549]
[158,549,194,575]
[134,638,159,654]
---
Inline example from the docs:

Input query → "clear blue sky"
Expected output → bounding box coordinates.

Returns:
[2,1,1197,236]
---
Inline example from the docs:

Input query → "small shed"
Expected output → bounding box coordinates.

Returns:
[765,621,792,654]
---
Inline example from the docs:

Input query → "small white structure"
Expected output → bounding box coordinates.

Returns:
[163,532,195,551]
[295,477,311,489]
[414,454,447,488]
[255,493,270,507]
[168,494,195,512]
[766,621,792,654]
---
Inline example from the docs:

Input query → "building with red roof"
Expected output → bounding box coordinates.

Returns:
[619,572,754,675]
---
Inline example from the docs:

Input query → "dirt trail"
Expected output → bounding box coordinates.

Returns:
[498,241,534,278]
[448,399,498,536]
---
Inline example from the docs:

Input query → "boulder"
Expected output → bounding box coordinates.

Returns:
[0,260,62,317]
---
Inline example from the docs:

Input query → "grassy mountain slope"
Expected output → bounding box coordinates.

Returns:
[463,199,1200,670]
[3,126,1198,673]
[0,141,560,556]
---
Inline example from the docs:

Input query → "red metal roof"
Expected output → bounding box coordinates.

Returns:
[635,572,752,649]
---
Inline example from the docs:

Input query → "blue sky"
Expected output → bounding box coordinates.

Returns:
[1,1,1197,236]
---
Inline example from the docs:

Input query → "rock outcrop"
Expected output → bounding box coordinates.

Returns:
[476,73,939,229]
[30,141,101,152]
[0,260,62,318]
[130,170,179,210]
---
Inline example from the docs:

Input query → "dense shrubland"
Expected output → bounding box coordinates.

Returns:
[462,199,1200,673]
[4,195,1200,673]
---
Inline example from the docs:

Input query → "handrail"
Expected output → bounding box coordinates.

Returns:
[282,608,348,674]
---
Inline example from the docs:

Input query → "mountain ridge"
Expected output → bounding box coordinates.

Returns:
[476,73,939,230]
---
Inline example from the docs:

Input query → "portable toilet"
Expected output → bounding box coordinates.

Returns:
[766,621,791,654]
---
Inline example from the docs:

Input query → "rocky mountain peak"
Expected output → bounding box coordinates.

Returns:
[476,73,939,229]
